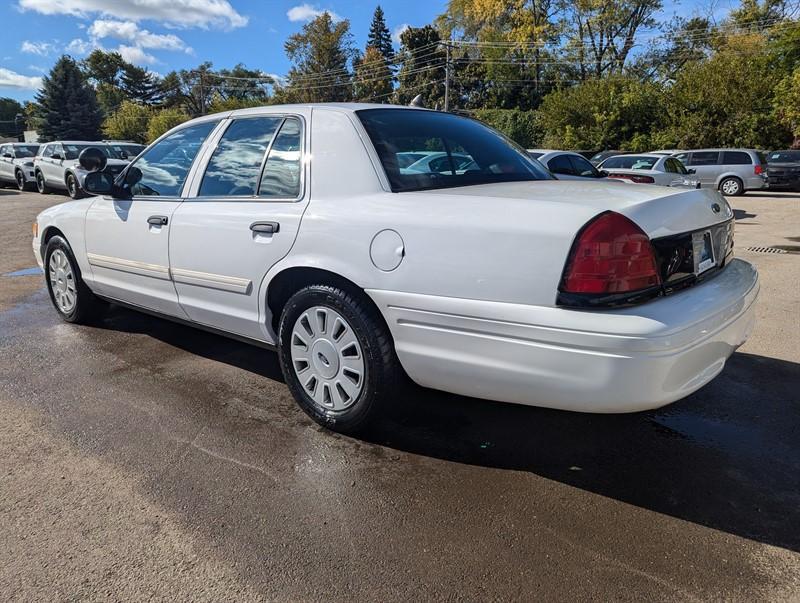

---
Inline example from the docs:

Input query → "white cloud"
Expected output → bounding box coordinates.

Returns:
[287,3,342,23]
[17,0,248,29]
[88,19,190,52]
[65,38,96,55]
[21,40,57,56]
[116,44,156,64]
[0,67,42,89]
[392,23,410,45]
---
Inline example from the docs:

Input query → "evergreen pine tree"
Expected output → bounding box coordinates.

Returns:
[35,56,102,141]
[367,6,394,63]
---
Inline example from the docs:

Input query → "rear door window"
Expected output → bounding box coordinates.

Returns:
[689,151,720,166]
[42,145,54,159]
[199,117,283,197]
[721,151,752,165]
[548,154,575,175]
[259,117,303,198]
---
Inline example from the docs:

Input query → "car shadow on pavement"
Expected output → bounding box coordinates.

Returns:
[733,208,757,220]
[93,304,800,553]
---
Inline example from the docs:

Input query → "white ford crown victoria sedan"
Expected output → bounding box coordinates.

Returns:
[32,104,759,433]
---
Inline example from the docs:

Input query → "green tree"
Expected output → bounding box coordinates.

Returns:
[280,13,356,103]
[537,75,664,150]
[473,108,542,147]
[353,46,394,101]
[730,0,792,28]
[146,107,191,143]
[102,101,152,144]
[395,25,446,106]
[82,50,130,115]
[655,34,790,149]
[773,66,800,147]
[367,5,394,63]
[120,64,162,105]
[0,97,24,137]
[35,55,103,142]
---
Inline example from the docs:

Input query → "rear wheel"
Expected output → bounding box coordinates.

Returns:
[277,285,399,434]
[719,176,743,196]
[44,236,106,324]
[36,171,51,194]
[66,173,83,199]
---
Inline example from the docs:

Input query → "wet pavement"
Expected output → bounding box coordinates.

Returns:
[1,189,799,600]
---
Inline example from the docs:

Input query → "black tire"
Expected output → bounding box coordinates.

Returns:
[719,176,743,197]
[44,236,107,324]
[35,171,51,194]
[66,173,83,199]
[277,284,399,434]
[15,170,30,191]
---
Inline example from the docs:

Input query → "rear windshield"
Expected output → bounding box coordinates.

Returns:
[601,155,658,170]
[768,150,800,162]
[357,108,551,192]
[13,145,39,158]
[106,144,145,159]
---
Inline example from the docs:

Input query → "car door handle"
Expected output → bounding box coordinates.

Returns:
[250,221,279,234]
[148,215,168,226]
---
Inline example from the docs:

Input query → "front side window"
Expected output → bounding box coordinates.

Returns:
[199,117,283,197]
[569,155,598,177]
[129,121,219,197]
[259,117,303,198]
[357,109,550,192]
[690,151,720,166]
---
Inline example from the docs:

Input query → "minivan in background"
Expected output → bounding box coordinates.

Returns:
[672,149,767,196]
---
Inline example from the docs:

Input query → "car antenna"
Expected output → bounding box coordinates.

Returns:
[409,94,424,108]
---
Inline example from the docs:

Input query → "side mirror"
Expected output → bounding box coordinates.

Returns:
[78,147,107,172]
[125,166,142,187]
[599,169,609,177]
[83,172,114,195]
[687,168,696,174]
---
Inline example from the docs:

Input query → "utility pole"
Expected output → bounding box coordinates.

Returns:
[444,40,451,112]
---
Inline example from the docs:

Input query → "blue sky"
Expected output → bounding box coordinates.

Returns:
[1,0,737,103]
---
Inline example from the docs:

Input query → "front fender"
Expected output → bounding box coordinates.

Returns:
[35,199,96,283]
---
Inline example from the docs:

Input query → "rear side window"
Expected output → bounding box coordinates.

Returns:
[199,117,283,197]
[130,120,219,197]
[548,154,575,175]
[721,151,752,165]
[689,152,719,166]
[259,117,303,198]
[42,145,54,159]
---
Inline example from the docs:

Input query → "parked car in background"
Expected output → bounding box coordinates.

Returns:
[103,141,146,161]
[402,151,475,175]
[34,141,140,199]
[32,104,757,434]
[672,149,767,196]
[598,154,699,188]
[0,142,40,190]
[588,150,627,166]
[764,150,800,191]
[527,149,609,180]
[650,149,685,156]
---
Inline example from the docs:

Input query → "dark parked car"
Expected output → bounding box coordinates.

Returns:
[765,150,800,191]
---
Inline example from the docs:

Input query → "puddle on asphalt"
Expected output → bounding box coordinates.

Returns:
[3,267,42,277]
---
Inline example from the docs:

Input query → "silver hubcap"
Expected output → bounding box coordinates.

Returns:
[290,306,364,411]
[49,250,76,313]
[722,180,739,195]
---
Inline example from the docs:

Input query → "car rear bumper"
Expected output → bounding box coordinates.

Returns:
[368,258,759,413]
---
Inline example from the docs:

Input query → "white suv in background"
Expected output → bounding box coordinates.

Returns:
[34,141,143,199]
[0,142,40,190]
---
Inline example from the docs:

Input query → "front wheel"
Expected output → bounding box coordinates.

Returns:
[16,170,30,191]
[277,285,400,434]
[719,177,743,196]
[44,236,106,324]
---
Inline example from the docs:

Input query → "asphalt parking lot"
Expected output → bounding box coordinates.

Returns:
[1,188,799,601]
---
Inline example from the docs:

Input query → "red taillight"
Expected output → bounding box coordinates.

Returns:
[607,173,655,184]
[561,212,661,294]
[754,164,763,175]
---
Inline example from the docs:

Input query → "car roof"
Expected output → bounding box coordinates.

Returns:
[605,153,663,159]
[527,149,584,156]
[224,102,429,118]
[44,140,105,145]
[680,148,759,153]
